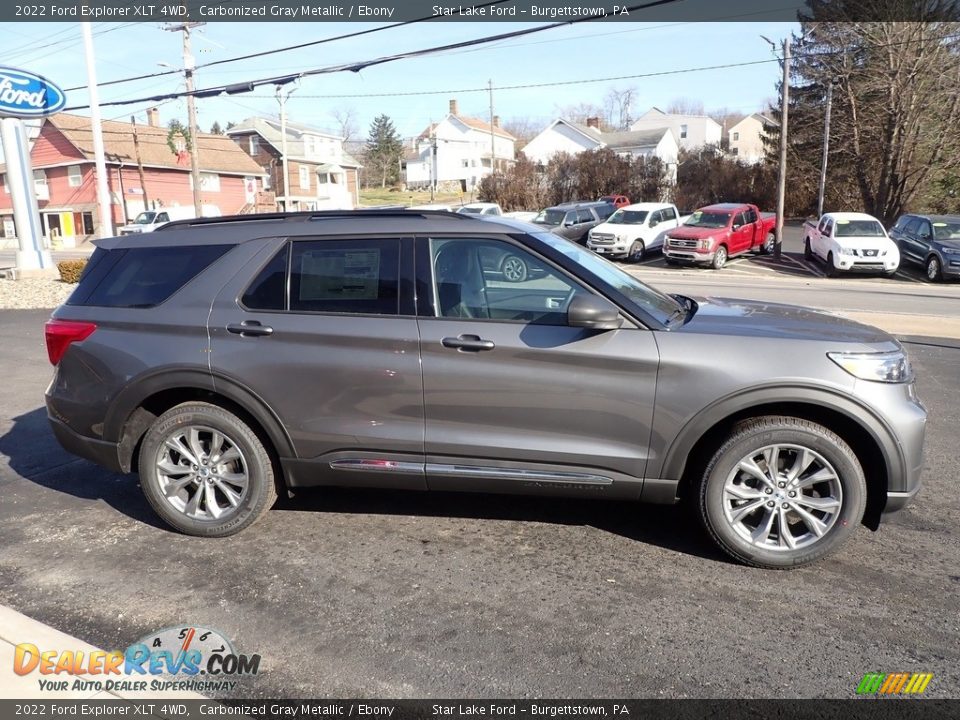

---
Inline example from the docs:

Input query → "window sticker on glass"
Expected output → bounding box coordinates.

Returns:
[300,250,381,300]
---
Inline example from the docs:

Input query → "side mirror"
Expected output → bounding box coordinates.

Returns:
[732,223,742,230]
[567,294,623,331]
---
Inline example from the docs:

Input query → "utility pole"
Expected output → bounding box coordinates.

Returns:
[81,21,114,238]
[166,22,205,217]
[817,80,833,218]
[488,79,496,181]
[131,116,150,211]
[275,83,297,211]
[774,37,791,260]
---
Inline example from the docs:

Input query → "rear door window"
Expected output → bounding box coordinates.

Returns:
[904,218,921,236]
[289,238,400,315]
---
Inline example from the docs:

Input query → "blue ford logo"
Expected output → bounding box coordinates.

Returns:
[0,67,66,118]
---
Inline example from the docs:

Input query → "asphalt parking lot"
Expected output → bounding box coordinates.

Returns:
[0,307,958,699]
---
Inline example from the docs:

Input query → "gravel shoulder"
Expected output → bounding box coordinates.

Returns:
[0,279,76,309]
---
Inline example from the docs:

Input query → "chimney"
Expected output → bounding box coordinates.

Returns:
[586,117,600,129]
[493,115,500,128]
[146,107,160,127]
[449,99,459,116]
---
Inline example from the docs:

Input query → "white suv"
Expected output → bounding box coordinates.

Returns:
[587,202,687,262]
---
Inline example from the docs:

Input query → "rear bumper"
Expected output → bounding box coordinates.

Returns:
[883,484,922,515]
[48,414,124,473]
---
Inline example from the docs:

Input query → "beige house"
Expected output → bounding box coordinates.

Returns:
[727,113,778,164]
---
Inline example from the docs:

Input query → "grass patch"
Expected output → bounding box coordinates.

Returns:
[359,187,480,208]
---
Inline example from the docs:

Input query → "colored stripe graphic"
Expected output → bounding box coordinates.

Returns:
[857,672,933,695]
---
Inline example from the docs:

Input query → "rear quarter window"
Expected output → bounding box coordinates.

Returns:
[68,244,234,308]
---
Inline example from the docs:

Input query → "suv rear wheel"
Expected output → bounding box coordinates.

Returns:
[138,402,277,536]
[697,416,866,569]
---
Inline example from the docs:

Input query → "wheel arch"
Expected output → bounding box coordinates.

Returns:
[104,370,295,475]
[662,388,903,530]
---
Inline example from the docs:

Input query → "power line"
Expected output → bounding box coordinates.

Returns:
[62,0,686,111]
[62,0,516,93]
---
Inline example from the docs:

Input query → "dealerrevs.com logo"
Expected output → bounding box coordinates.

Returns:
[13,625,260,694]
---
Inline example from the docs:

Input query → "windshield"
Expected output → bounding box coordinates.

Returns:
[134,212,157,225]
[834,220,886,237]
[684,211,731,229]
[607,210,648,225]
[533,209,566,226]
[932,221,960,240]
[533,232,683,326]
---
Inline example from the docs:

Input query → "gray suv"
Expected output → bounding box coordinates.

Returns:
[45,210,926,569]
[532,201,614,244]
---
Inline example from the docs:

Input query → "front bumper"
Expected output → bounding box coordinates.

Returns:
[833,256,898,273]
[940,254,960,277]
[664,247,715,264]
[588,241,630,258]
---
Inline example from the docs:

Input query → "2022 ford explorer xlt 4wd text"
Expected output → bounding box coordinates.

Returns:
[45,211,926,569]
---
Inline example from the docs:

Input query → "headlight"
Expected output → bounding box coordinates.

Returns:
[827,350,913,383]
[837,247,856,256]
[941,247,960,256]
[699,239,712,250]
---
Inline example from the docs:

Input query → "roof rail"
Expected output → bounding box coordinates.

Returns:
[155,208,474,231]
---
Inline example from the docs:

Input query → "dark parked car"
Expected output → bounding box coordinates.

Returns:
[889,213,960,282]
[45,210,925,569]
[532,201,615,244]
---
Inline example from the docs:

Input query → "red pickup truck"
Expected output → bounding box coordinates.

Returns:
[663,202,776,270]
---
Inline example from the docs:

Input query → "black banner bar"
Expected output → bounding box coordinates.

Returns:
[4,0,959,24]
[1,700,958,720]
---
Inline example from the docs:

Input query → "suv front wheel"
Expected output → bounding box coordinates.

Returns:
[139,402,277,537]
[697,416,866,569]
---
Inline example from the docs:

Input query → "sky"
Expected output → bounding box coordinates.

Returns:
[2,16,798,143]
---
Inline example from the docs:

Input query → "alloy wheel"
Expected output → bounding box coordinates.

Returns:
[926,256,941,282]
[501,255,528,282]
[155,425,249,521]
[721,443,843,552]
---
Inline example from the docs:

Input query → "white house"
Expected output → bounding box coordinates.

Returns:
[521,118,680,182]
[630,108,722,152]
[404,99,516,191]
[227,117,361,211]
[727,113,777,164]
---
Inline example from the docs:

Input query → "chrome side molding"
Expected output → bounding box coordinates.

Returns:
[426,463,613,485]
[329,459,424,474]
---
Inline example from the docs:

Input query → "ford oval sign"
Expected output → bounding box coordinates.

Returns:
[0,67,66,119]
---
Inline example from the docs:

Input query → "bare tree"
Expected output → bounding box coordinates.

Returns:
[330,106,359,143]
[502,117,546,147]
[554,101,609,129]
[666,97,706,116]
[603,86,637,130]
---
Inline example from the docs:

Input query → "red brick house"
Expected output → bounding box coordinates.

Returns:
[227,117,361,211]
[0,110,267,247]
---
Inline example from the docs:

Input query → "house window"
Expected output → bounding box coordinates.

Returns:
[462,160,470,168]
[732,131,739,141]
[199,173,220,191]
[317,173,329,184]
[731,148,739,155]
[67,165,82,187]
[249,136,260,155]
[680,124,688,139]
[262,173,271,190]
[33,170,49,199]
[299,166,310,189]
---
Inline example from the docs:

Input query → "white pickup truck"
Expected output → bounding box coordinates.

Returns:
[586,202,688,262]
[803,211,900,277]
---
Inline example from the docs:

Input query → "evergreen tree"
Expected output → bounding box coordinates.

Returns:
[365,114,403,188]
[209,121,224,135]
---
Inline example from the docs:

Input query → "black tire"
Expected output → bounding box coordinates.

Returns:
[826,252,840,278]
[626,239,645,263]
[804,238,813,260]
[500,253,529,283]
[697,416,866,569]
[711,245,728,270]
[759,232,775,255]
[138,402,277,537]
[926,255,943,283]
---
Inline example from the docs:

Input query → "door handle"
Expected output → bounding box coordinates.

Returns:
[441,334,495,352]
[227,320,274,337]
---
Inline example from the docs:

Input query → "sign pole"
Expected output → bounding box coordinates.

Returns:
[0,117,53,274]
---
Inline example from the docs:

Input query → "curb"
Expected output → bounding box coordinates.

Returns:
[0,605,205,701]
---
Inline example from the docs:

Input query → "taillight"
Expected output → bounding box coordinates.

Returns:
[44,319,97,365]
